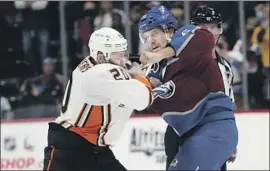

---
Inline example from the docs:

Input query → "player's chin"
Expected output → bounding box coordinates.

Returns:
[152,47,161,53]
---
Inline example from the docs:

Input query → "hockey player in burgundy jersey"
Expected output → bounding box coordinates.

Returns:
[137,6,238,170]
[162,7,237,171]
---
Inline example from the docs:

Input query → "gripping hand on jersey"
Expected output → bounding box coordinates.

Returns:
[128,61,162,79]
[128,62,146,78]
[128,62,162,88]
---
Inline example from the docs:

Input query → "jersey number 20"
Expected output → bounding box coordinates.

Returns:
[61,68,130,113]
[110,68,130,80]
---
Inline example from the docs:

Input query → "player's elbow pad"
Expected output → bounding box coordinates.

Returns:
[131,90,153,111]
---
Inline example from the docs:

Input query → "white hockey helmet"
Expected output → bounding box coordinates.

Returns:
[88,27,128,62]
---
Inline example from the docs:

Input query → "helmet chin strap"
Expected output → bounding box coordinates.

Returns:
[165,30,172,44]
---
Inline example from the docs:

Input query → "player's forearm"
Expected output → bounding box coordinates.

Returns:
[91,78,153,111]
[156,46,176,60]
[111,78,153,111]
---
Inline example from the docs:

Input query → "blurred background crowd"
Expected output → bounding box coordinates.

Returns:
[0,1,269,120]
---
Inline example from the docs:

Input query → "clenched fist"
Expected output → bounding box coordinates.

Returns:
[140,47,176,65]
[140,52,163,65]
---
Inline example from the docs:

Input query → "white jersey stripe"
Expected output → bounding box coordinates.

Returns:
[62,121,72,129]
[81,105,93,127]
[98,105,111,146]
[74,104,87,126]
[77,104,92,127]
[218,60,235,102]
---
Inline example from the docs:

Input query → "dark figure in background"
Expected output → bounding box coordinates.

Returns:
[14,1,50,74]
[249,3,269,108]
[112,12,125,37]
[20,58,65,106]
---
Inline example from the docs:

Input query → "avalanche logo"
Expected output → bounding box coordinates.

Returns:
[146,60,167,79]
[144,63,161,79]
[150,62,160,73]
[153,81,175,99]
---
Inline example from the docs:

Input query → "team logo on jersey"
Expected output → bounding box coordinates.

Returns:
[153,81,175,99]
[170,159,178,167]
[159,6,165,13]
[145,63,161,78]
[150,63,160,73]
[181,29,190,36]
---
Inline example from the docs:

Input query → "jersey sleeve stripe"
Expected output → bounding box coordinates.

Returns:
[62,121,72,129]
[99,104,111,146]
[97,105,111,146]
[135,77,153,106]
[59,121,65,125]
[135,76,152,90]
[81,105,93,127]
[74,103,87,126]
[146,87,153,106]
[96,106,105,145]
[77,104,92,127]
